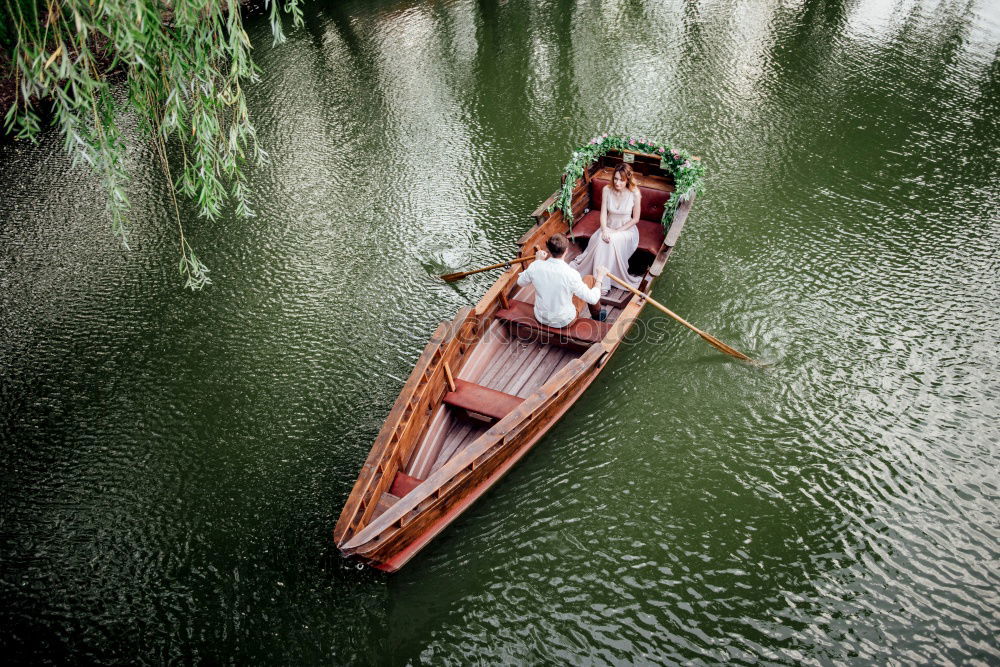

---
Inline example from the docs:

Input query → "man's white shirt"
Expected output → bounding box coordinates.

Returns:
[516,257,601,328]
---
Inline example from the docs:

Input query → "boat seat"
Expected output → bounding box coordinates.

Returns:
[443,379,525,421]
[600,287,633,310]
[390,471,423,497]
[571,211,665,256]
[571,176,670,255]
[495,299,611,345]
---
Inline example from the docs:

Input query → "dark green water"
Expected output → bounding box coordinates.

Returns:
[2,0,998,663]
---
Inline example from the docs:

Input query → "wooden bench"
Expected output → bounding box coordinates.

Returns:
[600,287,632,310]
[495,299,611,348]
[389,471,424,497]
[443,379,525,421]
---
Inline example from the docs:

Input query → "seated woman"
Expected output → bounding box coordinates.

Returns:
[571,162,642,295]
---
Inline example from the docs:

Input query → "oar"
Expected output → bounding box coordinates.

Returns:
[607,273,753,362]
[440,253,537,283]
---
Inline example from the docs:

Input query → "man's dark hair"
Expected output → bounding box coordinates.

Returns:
[546,233,569,257]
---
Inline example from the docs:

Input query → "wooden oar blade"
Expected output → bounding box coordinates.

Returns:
[606,272,754,363]
[439,271,467,283]
[698,331,751,361]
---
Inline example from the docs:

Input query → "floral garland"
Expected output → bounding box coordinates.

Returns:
[550,133,706,230]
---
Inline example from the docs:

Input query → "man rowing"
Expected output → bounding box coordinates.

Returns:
[516,233,609,327]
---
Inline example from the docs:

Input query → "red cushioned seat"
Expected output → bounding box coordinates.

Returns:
[495,299,611,345]
[591,177,672,222]
[571,210,665,256]
[570,177,670,255]
[443,379,524,421]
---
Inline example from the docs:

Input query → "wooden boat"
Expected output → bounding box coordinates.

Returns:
[335,147,697,572]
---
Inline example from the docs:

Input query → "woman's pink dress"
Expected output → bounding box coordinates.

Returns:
[571,186,642,294]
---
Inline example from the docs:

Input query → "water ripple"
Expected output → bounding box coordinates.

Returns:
[3,0,999,663]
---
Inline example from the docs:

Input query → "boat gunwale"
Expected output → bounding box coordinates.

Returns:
[333,306,475,543]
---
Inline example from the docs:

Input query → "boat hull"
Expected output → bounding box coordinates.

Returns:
[335,149,695,571]
[355,341,613,572]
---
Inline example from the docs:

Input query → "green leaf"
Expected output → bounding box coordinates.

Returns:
[6,0,304,288]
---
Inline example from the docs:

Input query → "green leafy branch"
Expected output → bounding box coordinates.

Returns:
[550,133,706,231]
[3,0,304,289]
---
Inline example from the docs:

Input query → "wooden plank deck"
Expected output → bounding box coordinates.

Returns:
[400,314,593,480]
[390,252,638,508]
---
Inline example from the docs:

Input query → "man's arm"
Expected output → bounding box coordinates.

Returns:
[517,250,547,287]
[516,263,533,287]
[570,266,607,304]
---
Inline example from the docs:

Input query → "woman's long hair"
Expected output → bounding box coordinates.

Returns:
[613,162,638,192]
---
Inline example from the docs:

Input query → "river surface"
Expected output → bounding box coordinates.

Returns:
[2,0,998,663]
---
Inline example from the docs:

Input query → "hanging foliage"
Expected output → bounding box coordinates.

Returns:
[551,133,706,230]
[3,0,304,289]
